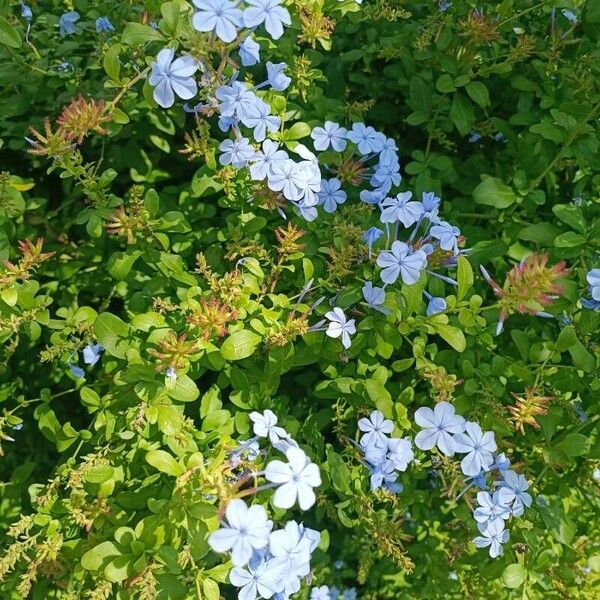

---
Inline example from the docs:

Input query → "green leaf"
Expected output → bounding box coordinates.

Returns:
[365,379,393,416]
[103,45,121,81]
[220,330,261,361]
[554,232,586,248]
[555,433,590,457]
[81,542,121,571]
[166,375,200,403]
[450,92,474,135]
[94,312,130,359]
[0,16,22,49]
[122,23,164,45]
[435,324,466,352]
[202,579,220,600]
[145,450,184,476]
[465,81,490,107]
[457,256,473,301]
[552,204,586,232]
[501,564,527,589]
[84,465,115,484]
[555,326,577,352]
[107,251,142,281]
[473,177,516,209]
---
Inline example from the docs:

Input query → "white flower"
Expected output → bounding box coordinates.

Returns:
[249,409,287,444]
[358,410,394,449]
[229,557,285,600]
[325,307,356,350]
[414,402,466,456]
[269,520,312,572]
[208,499,272,567]
[265,447,321,510]
[472,520,509,558]
[453,421,497,476]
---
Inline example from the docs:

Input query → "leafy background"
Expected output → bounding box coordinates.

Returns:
[0,0,599,598]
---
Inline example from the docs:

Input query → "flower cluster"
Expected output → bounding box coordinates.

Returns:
[355,410,414,493]
[209,410,322,599]
[413,402,531,558]
[581,268,600,310]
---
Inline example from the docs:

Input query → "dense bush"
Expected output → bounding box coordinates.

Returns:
[0,1,598,599]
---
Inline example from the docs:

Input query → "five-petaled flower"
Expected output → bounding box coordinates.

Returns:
[192,0,243,43]
[149,49,198,109]
[244,0,291,40]
[377,241,428,285]
[414,401,466,456]
[472,520,509,558]
[358,410,394,449]
[324,307,356,349]
[453,421,497,476]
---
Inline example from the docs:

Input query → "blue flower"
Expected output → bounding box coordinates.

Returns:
[422,191,441,217]
[430,221,461,254]
[230,558,286,598]
[249,140,289,181]
[244,0,291,40]
[468,130,482,143]
[586,268,600,300]
[192,0,243,42]
[362,226,383,258]
[423,291,446,316]
[378,137,399,165]
[311,121,348,152]
[219,138,256,167]
[149,49,198,109]
[216,81,259,120]
[380,191,424,227]
[82,343,104,366]
[239,35,260,66]
[439,0,452,11]
[473,491,511,529]
[360,188,387,205]
[472,520,509,558]
[241,100,280,142]
[561,9,577,23]
[70,365,85,378]
[324,307,356,350]
[318,178,347,213]
[263,61,291,91]
[358,410,393,449]
[59,11,80,37]
[347,123,385,155]
[414,402,466,456]
[343,589,358,600]
[370,161,401,194]
[20,3,32,21]
[362,281,390,314]
[95,16,115,33]
[453,422,497,476]
[496,470,532,517]
[376,241,428,285]
[311,586,331,600]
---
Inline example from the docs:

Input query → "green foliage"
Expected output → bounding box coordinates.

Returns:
[0,1,598,599]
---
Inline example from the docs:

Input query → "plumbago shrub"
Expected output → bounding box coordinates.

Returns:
[0,1,599,599]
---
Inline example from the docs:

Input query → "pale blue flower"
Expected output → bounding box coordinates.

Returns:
[59,11,79,37]
[347,123,385,154]
[358,410,393,449]
[319,178,347,213]
[265,447,321,510]
[343,589,357,600]
[95,16,115,33]
[216,81,257,119]
[363,226,383,258]
[496,470,532,517]
[380,191,424,227]
[249,140,289,180]
[208,498,273,566]
[362,281,390,315]
[378,137,399,165]
[165,367,177,380]
[430,221,461,254]
[324,307,356,350]
[422,191,441,218]
[219,138,256,167]
[149,49,198,109]
[192,0,243,43]
[70,365,85,378]
[360,188,387,205]
[20,3,32,21]
[268,159,303,201]
[376,241,428,285]
[264,61,291,91]
[311,121,348,152]
[387,437,414,471]
[311,586,331,600]
[473,491,511,529]
[561,9,577,22]
[414,402,466,456]
[230,558,286,600]
[242,100,280,142]
[423,291,446,316]
[587,268,600,300]
[453,422,497,476]
[239,35,261,66]
[370,162,401,194]
[369,459,398,490]
[468,130,482,143]
[82,343,104,366]
[218,115,238,132]
[472,520,509,558]
[244,0,291,40]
